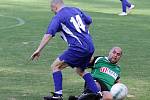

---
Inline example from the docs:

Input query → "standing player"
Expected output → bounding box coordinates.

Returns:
[119,0,135,16]
[31,0,101,100]
[69,47,123,100]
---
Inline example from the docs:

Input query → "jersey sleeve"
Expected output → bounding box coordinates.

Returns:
[81,12,92,25]
[45,16,61,37]
[76,8,92,25]
[87,56,102,68]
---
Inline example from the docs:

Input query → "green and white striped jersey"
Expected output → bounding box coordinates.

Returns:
[91,56,121,90]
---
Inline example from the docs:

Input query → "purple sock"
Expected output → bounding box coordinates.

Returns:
[83,73,100,93]
[121,0,127,12]
[53,71,62,96]
[126,0,131,8]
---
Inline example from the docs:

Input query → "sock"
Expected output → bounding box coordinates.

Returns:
[83,73,100,93]
[53,71,62,96]
[121,0,127,12]
[126,0,131,8]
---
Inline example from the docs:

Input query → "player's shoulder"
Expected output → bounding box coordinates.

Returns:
[56,7,80,17]
[113,63,121,72]
[65,6,84,14]
[59,6,80,13]
[68,6,81,10]
[94,56,108,63]
[53,7,71,21]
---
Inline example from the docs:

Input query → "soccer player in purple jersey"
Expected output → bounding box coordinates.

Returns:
[31,0,102,100]
[119,0,135,16]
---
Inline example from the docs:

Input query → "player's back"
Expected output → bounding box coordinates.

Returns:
[56,7,94,52]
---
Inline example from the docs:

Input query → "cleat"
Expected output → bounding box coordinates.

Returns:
[118,12,127,16]
[128,5,135,13]
[129,5,135,10]
[78,93,102,100]
[44,92,63,100]
[68,95,78,100]
[44,96,63,100]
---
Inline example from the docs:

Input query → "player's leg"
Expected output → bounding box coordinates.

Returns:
[76,68,101,95]
[126,0,131,8]
[119,0,127,16]
[126,0,135,12]
[74,51,103,96]
[52,58,68,96]
[95,80,113,100]
[45,49,81,100]
[44,58,68,100]
[82,78,113,100]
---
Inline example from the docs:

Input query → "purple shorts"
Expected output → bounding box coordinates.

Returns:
[59,48,94,70]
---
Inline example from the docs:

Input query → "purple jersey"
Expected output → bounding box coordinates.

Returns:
[46,7,94,53]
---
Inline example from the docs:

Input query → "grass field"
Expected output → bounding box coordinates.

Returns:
[0,0,150,100]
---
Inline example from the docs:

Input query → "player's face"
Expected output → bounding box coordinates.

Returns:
[108,48,122,64]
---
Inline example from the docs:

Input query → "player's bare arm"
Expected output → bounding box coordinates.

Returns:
[115,79,121,83]
[31,34,53,60]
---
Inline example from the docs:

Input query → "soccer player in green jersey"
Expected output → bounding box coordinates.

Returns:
[86,47,122,100]
[69,47,122,100]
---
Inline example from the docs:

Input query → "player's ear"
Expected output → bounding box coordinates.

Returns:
[55,4,59,11]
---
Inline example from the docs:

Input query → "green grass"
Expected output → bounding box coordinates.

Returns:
[0,0,150,100]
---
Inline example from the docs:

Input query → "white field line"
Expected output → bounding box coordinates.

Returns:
[127,94,135,98]
[0,14,25,30]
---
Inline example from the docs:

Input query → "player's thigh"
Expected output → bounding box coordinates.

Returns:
[51,57,68,72]
[75,67,88,77]
[59,49,93,69]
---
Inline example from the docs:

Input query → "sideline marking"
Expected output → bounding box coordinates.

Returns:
[0,14,25,30]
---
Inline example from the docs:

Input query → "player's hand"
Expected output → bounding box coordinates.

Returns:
[31,50,40,60]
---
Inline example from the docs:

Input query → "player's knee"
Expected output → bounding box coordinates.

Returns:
[51,66,57,72]
[102,91,113,100]
[51,64,61,72]
[51,61,67,72]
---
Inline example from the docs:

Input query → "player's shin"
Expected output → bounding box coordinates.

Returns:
[53,71,63,96]
[83,73,100,93]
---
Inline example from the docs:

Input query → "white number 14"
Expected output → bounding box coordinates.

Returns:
[70,15,86,33]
